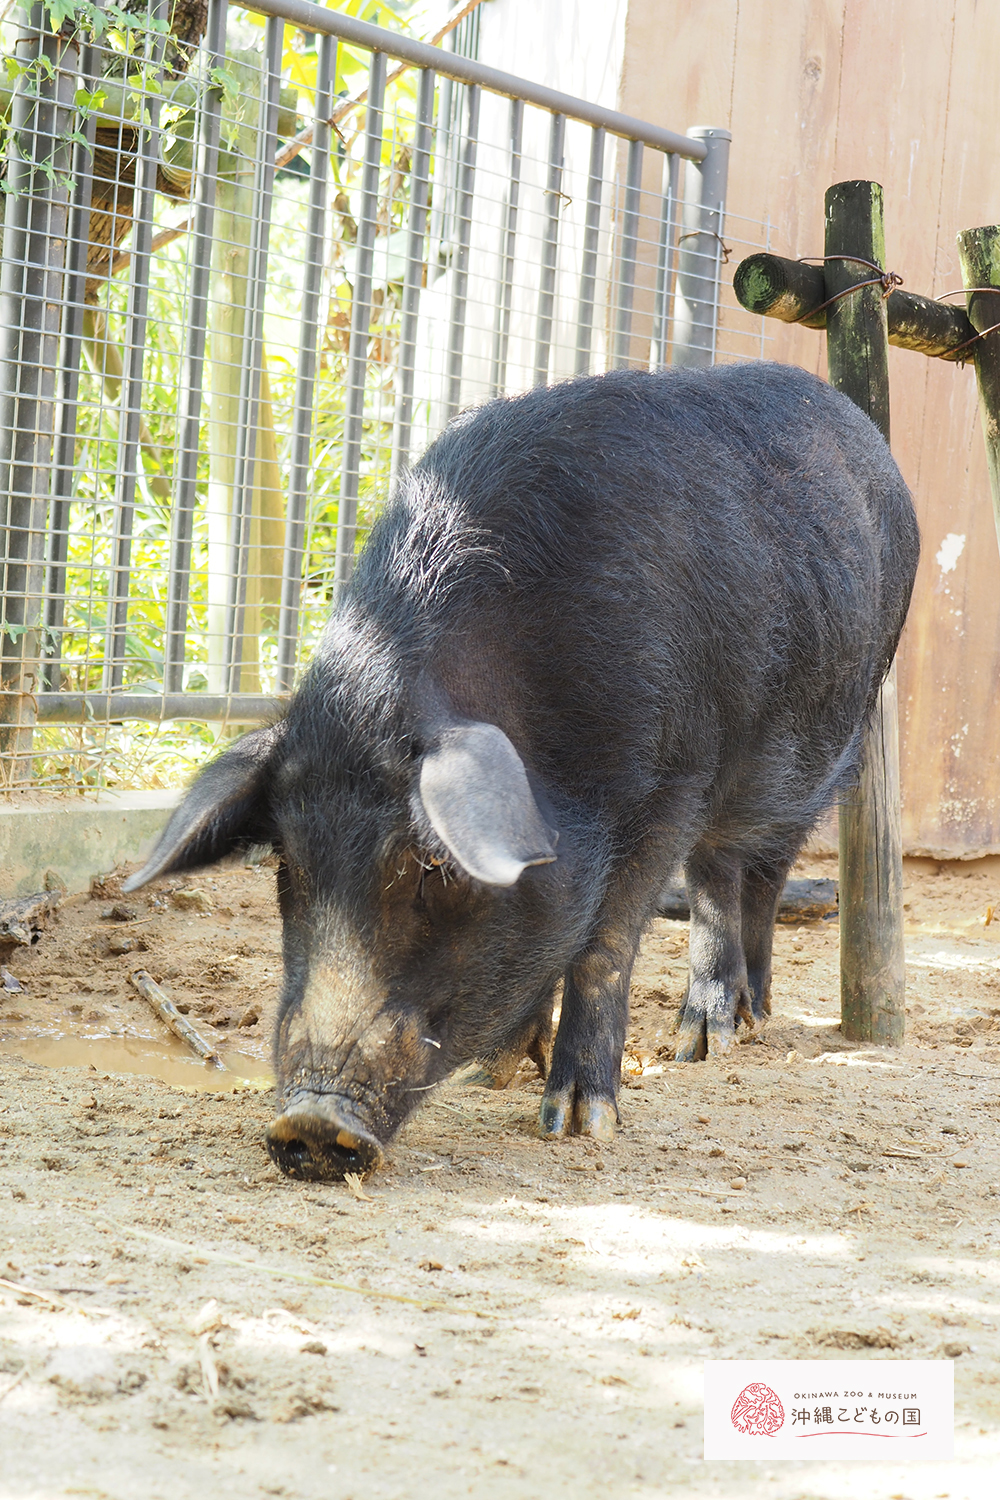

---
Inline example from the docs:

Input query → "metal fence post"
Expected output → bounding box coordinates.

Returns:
[651,151,679,369]
[105,0,168,691]
[671,126,730,368]
[276,30,338,691]
[0,5,75,777]
[611,137,643,370]
[43,24,99,693]
[226,15,285,694]
[574,125,605,376]
[391,65,436,473]
[533,112,565,386]
[165,0,228,693]
[333,49,387,605]
[444,82,480,421]
[491,98,523,395]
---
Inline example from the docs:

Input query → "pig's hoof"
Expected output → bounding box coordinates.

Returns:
[673,1026,707,1063]
[467,1053,523,1090]
[738,1016,765,1043]
[538,1089,617,1141]
[463,1066,505,1089]
[706,1027,735,1059]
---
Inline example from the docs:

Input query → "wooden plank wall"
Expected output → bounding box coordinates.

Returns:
[619,0,1000,857]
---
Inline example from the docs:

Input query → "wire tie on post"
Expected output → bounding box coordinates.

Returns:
[932,288,1000,365]
[678,228,732,263]
[792,254,903,322]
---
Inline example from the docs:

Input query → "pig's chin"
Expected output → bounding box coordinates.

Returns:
[266,1086,388,1180]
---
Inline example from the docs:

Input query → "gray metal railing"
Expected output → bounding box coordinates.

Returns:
[0,0,755,790]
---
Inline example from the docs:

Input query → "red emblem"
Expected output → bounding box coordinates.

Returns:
[731,1381,785,1435]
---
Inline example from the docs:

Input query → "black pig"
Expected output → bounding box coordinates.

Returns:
[126,363,919,1179]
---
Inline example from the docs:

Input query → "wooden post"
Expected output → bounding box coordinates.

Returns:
[956,227,1000,554]
[824,180,906,1046]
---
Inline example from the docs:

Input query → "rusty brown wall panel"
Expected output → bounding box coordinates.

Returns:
[619,0,1000,855]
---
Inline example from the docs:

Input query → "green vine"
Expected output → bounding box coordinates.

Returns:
[1,3,180,194]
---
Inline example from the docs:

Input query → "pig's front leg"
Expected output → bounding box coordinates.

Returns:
[540,826,687,1138]
[674,846,750,1061]
[539,939,632,1142]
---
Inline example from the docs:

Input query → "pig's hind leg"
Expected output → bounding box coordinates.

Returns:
[739,856,796,1035]
[674,845,751,1062]
[474,991,554,1089]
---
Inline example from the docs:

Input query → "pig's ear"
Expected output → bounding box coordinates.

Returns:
[417,722,557,887]
[122,723,284,891]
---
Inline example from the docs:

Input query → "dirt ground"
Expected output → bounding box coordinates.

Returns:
[1,852,1000,1500]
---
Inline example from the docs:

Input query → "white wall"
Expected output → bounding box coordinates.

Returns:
[403,0,646,458]
[477,0,628,109]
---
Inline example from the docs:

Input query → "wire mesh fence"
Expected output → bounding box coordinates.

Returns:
[0,0,771,792]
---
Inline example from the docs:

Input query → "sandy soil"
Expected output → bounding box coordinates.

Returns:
[1,854,1000,1499]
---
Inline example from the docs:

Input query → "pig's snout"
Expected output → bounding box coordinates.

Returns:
[267,1098,384,1180]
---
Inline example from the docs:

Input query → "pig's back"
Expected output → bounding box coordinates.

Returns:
[355,363,919,828]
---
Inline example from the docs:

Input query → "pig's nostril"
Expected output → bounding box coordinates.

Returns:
[268,1134,318,1180]
[266,1105,383,1181]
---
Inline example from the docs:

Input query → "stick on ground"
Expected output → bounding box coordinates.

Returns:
[128,968,224,1068]
[0,890,60,948]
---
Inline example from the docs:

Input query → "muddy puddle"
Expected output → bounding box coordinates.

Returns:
[0,863,283,1093]
[0,1028,273,1091]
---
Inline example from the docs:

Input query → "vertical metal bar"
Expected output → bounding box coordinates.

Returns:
[612,137,643,370]
[490,97,523,396]
[650,150,678,370]
[671,126,731,369]
[164,0,227,693]
[43,28,99,691]
[276,32,337,693]
[226,13,283,693]
[533,112,565,387]
[389,64,435,482]
[428,73,453,260]
[333,49,387,605]
[444,83,479,421]
[105,2,167,689]
[0,5,76,775]
[438,68,465,266]
[574,125,605,376]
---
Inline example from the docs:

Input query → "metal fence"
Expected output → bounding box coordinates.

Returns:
[0,0,770,791]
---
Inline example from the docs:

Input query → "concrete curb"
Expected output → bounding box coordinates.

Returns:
[0,791,181,898]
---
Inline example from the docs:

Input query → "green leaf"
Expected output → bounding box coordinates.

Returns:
[74,86,107,113]
[43,0,85,30]
[210,65,242,112]
[126,71,160,95]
